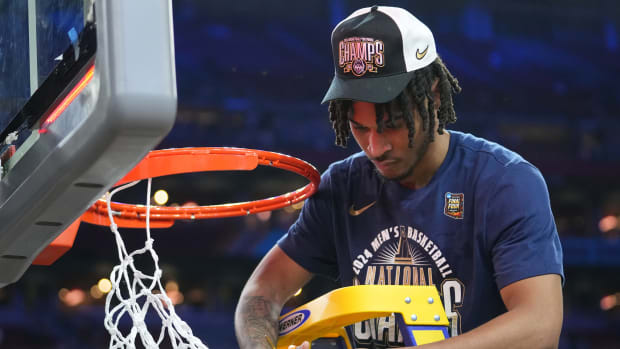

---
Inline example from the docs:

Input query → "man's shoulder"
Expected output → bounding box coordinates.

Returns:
[451,130,530,170]
[450,131,545,194]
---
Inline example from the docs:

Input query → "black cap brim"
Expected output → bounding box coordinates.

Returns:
[321,71,416,104]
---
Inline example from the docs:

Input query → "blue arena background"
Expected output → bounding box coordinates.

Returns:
[1,0,619,348]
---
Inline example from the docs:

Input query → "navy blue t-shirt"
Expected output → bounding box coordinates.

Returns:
[278,131,564,347]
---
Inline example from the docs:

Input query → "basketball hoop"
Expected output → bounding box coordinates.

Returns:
[87,147,320,349]
[83,147,321,228]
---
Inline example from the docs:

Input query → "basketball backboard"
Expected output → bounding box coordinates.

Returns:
[0,0,177,287]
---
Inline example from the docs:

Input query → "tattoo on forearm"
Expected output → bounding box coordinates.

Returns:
[237,296,281,349]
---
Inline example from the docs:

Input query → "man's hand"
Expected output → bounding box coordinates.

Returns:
[288,341,310,349]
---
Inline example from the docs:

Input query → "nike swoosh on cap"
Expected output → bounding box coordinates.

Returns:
[416,46,429,60]
[349,201,377,216]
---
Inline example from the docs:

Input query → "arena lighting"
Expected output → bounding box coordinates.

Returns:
[598,215,619,233]
[153,189,169,205]
[291,201,305,210]
[98,278,113,294]
[186,289,206,304]
[165,281,183,305]
[39,64,95,133]
[256,211,271,221]
[165,281,179,292]
[62,289,87,307]
[600,293,619,311]
[58,288,69,301]
[167,290,184,305]
[90,285,104,299]
[181,201,198,207]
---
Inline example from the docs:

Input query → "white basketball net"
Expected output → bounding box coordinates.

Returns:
[103,178,208,349]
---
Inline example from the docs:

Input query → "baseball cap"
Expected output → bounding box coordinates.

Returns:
[322,5,437,104]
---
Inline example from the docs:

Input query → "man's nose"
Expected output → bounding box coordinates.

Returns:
[366,130,392,157]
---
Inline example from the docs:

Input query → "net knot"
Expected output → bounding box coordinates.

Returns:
[123,256,134,265]
[162,317,172,328]
[134,318,146,330]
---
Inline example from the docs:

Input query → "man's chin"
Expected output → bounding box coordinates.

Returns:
[374,167,413,183]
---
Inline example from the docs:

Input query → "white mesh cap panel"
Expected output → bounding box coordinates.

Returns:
[377,6,437,72]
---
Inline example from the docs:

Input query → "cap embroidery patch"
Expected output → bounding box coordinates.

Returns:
[444,192,464,219]
[339,37,384,77]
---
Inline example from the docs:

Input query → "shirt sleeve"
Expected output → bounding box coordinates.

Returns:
[277,168,340,280]
[485,162,564,290]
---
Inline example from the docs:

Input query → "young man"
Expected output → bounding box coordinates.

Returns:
[235,6,564,349]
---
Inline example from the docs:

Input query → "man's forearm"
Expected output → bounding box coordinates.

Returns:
[413,275,563,349]
[235,295,282,349]
[411,308,556,349]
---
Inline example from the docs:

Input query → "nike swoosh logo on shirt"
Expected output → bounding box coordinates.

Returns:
[349,201,377,216]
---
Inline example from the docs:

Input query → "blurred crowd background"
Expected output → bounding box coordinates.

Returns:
[1,0,619,348]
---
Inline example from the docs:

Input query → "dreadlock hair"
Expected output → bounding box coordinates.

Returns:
[328,56,461,148]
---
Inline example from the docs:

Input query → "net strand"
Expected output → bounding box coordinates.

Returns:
[103,178,208,349]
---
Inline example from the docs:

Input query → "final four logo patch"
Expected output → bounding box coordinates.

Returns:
[444,192,464,219]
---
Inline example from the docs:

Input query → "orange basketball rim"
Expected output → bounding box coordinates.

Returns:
[33,147,320,265]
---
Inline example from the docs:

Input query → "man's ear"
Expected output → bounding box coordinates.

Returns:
[431,78,441,111]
